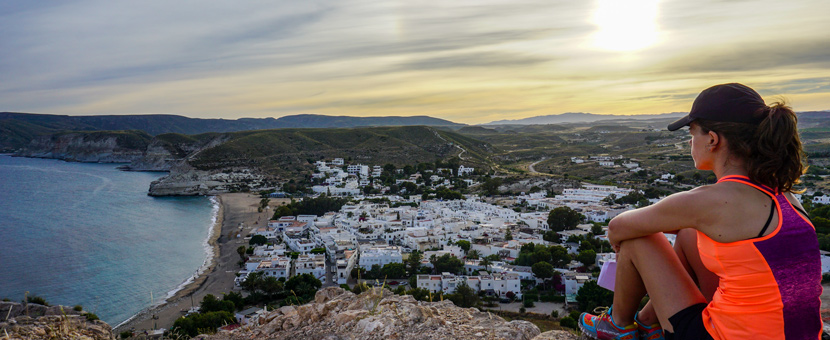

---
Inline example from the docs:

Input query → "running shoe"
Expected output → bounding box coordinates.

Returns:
[579,306,638,340]
[634,311,664,340]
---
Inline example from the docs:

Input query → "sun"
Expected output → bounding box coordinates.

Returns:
[592,0,660,52]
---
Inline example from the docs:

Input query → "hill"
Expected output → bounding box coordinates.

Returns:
[0,112,463,151]
[187,125,491,176]
[483,112,685,125]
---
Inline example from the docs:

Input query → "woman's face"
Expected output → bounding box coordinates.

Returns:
[689,122,714,170]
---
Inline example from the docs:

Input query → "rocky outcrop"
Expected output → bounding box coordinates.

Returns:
[17,133,146,163]
[0,302,115,340]
[148,163,271,196]
[202,287,577,340]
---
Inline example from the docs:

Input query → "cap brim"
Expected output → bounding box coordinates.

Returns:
[667,115,694,131]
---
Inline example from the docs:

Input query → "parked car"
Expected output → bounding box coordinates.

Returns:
[389,281,399,285]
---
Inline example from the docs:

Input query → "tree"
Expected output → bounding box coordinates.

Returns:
[505,230,513,241]
[590,224,605,236]
[576,280,613,313]
[547,206,585,232]
[431,254,464,274]
[543,230,559,243]
[272,205,293,220]
[549,245,571,267]
[285,274,322,303]
[467,249,481,260]
[446,282,480,308]
[407,250,423,275]
[171,311,235,338]
[481,178,502,196]
[249,235,268,246]
[200,294,235,313]
[531,262,554,289]
[455,240,471,253]
[577,249,597,267]
[381,263,407,279]
[236,245,247,261]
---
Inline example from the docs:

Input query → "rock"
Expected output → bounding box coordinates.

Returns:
[0,302,114,340]
[532,330,580,340]
[203,287,541,340]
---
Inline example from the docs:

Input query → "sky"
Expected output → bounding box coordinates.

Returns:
[2,0,829,124]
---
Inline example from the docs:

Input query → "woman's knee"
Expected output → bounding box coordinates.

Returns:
[619,233,672,260]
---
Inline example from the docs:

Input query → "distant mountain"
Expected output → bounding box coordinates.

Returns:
[273,114,463,128]
[0,112,464,151]
[483,112,687,125]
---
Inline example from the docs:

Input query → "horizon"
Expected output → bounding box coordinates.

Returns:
[2,1,829,124]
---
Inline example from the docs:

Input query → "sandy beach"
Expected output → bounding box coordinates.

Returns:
[114,193,282,334]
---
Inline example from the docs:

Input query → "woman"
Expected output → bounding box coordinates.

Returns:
[578,83,821,340]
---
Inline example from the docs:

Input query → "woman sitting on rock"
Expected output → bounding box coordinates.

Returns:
[579,83,821,340]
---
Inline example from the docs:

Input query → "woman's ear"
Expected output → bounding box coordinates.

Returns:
[708,130,720,150]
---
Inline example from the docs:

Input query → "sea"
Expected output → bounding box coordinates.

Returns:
[0,154,217,327]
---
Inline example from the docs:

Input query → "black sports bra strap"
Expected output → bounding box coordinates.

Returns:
[792,204,811,220]
[757,198,775,238]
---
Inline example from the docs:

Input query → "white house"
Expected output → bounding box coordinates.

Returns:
[294,254,327,284]
[813,195,830,205]
[417,272,522,298]
[359,245,403,269]
[458,165,475,176]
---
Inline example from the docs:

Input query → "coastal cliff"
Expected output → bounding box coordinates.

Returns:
[202,287,578,340]
[16,131,150,163]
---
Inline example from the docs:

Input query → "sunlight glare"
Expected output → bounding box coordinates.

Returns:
[592,0,660,52]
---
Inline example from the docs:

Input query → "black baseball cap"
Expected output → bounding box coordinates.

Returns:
[667,83,768,131]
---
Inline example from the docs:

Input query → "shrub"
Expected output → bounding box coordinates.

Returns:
[560,316,578,329]
[523,299,535,308]
[26,295,48,306]
[73,305,83,312]
[551,310,559,318]
[339,284,352,291]
[119,331,133,339]
[85,313,99,321]
[519,307,526,314]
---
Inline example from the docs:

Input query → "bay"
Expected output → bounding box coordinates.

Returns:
[0,155,215,326]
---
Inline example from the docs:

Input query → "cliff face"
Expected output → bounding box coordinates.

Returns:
[0,302,115,340]
[203,287,578,340]
[17,133,147,163]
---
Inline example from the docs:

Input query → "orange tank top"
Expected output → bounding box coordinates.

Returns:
[696,176,822,340]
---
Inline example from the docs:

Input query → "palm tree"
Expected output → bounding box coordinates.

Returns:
[467,249,481,260]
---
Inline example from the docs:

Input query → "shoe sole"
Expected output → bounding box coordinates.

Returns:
[578,321,600,340]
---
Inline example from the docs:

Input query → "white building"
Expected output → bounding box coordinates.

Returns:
[564,272,592,303]
[255,256,292,280]
[417,272,522,298]
[359,245,403,269]
[331,158,345,166]
[294,254,327,284]
[458,165,475,176]
[814,195,830,205]
[336,250,358,284]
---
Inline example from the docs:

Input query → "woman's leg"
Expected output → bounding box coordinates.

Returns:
[610,232,707,333]
[633,229,719,326]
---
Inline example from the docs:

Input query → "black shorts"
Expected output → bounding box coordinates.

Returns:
[664,303,714,340]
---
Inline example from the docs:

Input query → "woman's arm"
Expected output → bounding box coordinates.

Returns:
[607,186,718,248]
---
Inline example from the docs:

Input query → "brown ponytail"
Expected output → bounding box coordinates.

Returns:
[696,102,806,192]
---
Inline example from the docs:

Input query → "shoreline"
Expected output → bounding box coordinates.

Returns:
[114,195,225,331]
[114,193,272,334]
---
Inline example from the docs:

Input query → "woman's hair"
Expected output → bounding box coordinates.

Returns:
[696,102,806,193]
